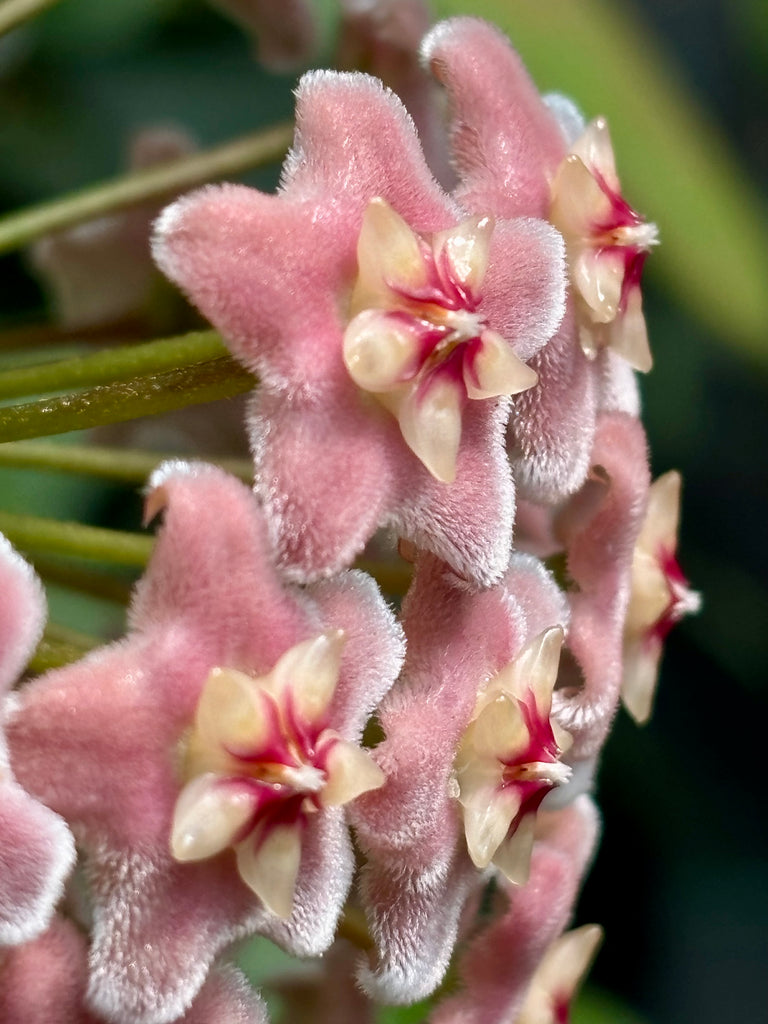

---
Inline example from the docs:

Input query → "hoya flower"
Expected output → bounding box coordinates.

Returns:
[0,536,75,947]
[170,633,385,918]
[423,17,647,502]
[343,196,538,482]
[153,70,566,584]
[6,463,403,1024]
[0,916,269,1024]
[352,552,570,1003]
[622,470,700,724]
[517,922,603,1024]
[431,797,600,1024]
[550,117,658,372]
[454,626,572,885]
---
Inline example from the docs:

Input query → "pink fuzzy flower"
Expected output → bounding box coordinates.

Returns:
[153,69,566,585]
[6,463,404,1024]
[0,536,75,948]
[0,916,270,1024]
[517,922,603,1024]
[423,17,650,502]
[430,797,600,1024]
[352,551,570,1003]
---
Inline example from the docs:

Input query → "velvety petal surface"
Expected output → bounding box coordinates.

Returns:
[430,797,599,1024]
[7,463,402,1023]
[353,553,568,1002]
[422,17,567,219]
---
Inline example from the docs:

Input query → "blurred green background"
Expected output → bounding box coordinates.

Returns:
[0,1,766,1022]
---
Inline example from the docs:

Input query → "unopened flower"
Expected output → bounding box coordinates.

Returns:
[622,470,700,723]
[517,923,603,1024]
[171,633,384,918]
[7,463,403,1024]
[208,0,317,69]
[153,70,565,584]
[454,627,571,885]
[0,536,75,947]
[550,117,658,372]
[344,197,537,481]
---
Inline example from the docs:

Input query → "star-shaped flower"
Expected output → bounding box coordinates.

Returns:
[352,552,570,1003]
[454,627,572,886]
[0,536,75,947]
[153,69,566,584]
[550,117,658,372]
[430,797,600,1024]
[622,470,700,723]
[7,463,404,1024]
[422,17,649,503]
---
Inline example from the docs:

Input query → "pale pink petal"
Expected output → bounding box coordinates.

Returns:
[422,17,566,218]
[0,534,46,695]
[7,463,402,1021]
[0,916,269,1024]
[353,553,569,1001]
[430,797,599,1024]
[0,781,75,946]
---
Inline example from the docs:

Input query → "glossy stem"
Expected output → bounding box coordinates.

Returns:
[0,439,253,483]
[0,330,226,400]
[0,357,256,442]
[0,122,293,253]
[0,511,154,566]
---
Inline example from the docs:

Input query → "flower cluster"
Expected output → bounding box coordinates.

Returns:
[1,10,698,1024]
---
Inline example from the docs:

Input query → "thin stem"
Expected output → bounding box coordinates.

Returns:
[0,123,293,253]
[0,512,154,566]
[31,555,135,605]
[0,330,227,400]
[0,440,253,484]
[0,357,256,442]
[0,0,62,36]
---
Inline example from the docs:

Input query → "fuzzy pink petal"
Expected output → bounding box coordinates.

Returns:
[422,17,566,219]
[210,0,317,69]
[337,0,454,188]
[552,413,650,757]
[0,917,100,1024]
[253,375,516,585]
[430,796,599,1024]
[281,71,455,229]
[353,553,568,1001]
[508,301,600,503]
[7,463,402,1021]
[0,534,46,695]
[480,217,566,363]
[0,781,75,946]
[307,569,405,738]
[133,461,310,664]
[0,916,268,1024]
